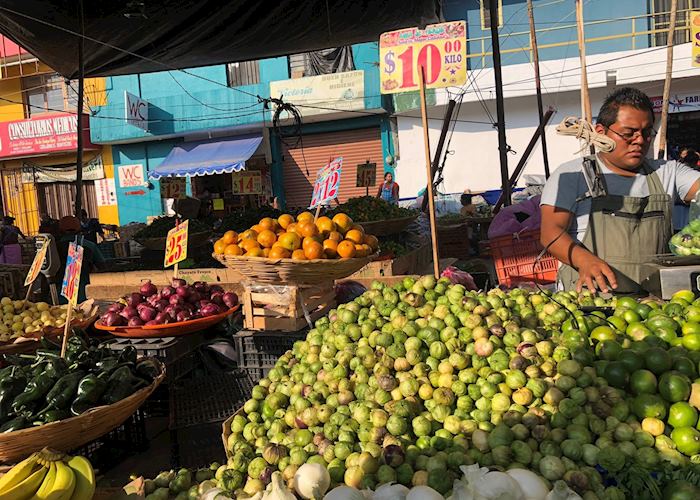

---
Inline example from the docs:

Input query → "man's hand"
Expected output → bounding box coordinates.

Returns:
[574,252,618,293]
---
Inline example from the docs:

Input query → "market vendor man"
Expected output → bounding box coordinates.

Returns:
[540,87,700,294]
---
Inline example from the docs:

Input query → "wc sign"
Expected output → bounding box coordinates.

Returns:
[125,91,149,131]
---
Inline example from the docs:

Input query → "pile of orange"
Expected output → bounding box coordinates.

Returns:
[213,212,379,261]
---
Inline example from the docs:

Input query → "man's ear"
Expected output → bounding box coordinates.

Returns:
[594,123,606,135]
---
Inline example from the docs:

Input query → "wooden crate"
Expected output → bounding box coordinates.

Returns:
[350,243,431,279]
[243,281,336,332]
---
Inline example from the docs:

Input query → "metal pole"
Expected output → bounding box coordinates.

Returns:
[74,0,85,216]
[657,0,678,160]
[421,99,457,212]
[489,0,511,206]
[527,0,551,178]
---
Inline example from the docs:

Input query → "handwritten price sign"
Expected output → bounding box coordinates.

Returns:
[164,220,189,268]
[61,242,84,306]
[24,241,49,287]
[380,21,467,94]
[356,162,376,188]
[160,178,186,200]
[232,171,262,195]
[310,157,342,208]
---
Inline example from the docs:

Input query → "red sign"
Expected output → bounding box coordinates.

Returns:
[0,113,97,160]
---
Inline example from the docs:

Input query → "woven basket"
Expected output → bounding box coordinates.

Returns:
[0,359,164,464]
[358,215,418,237]
[221,407,243,459]
[212,253,375,285]
[135,231,212,251]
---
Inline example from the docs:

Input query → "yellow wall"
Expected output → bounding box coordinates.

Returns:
[97,146,119,226]
[0,78,25,121]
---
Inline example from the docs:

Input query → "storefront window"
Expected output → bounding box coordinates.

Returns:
[23,73,78,116]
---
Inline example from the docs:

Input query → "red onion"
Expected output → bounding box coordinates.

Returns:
[222,292,239,308]
[193,281,209,293]
[154,312,170,324]
[211,291,224,306]
[140,280,158,297]
[176,310,192,322]
[147,294,161,307]
[169,294,184,306]
[126,292,143,307]
[128,316,145,327]
[200,303,220,317]
[187,291,201,304]
[139,306,156,322]
[161,286,175,299]
[172,278,186,288]
[176,286,190,299]
[101,311,124,326]
[210,284,224,294]
[145,320,159,326]
[198,300,211,309]
[164,304,179,319]
[120,306,138,319]
[156,300,169,312]
[107,303,123,313]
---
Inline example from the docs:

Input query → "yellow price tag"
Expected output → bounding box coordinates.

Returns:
[164,220,189,268]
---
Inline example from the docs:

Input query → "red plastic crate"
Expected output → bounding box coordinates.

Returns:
[487,230,558,286]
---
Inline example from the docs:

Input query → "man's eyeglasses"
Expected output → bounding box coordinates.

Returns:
[606,126,657,143]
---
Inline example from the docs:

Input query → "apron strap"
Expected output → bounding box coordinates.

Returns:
[641,162,666,196]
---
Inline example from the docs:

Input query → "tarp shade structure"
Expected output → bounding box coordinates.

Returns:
[149,134,263,179]
[0,1,442,79]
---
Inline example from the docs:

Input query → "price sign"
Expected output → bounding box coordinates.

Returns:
[232,171,262,195]
[24,241,49,287]
[356,162,376,188]
[310,157,343,208]
[61,242,84,307]
[160,178,186,200]
[380,21,467,94]
[164,220,189,268]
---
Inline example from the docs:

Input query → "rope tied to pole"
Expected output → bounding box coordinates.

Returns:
[555,117,616,154]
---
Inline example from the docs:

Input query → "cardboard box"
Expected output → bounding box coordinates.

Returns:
[350,243,431,279]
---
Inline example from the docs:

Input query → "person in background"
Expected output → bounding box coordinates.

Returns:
[376,172,399,204]
[79,209,104,244]
[0,216,25,244]
[460,190,477,216]
[55,216,106,304]
[679,147,700,168]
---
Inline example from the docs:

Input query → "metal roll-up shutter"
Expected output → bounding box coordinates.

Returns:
[38,181,98,220]
[282,128,383,210]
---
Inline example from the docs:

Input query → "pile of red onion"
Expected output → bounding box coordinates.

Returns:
[100,279,239,327]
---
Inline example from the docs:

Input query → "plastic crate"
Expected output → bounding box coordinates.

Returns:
[169,370,254,429]
[170,422,227,469]
[71,409,148,474]
[233,330,307,382]
[487,230,558,286]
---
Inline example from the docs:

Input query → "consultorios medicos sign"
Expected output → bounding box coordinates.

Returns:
[0,113,98,159]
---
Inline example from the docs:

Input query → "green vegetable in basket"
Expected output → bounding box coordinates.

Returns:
[0,367,25,422]
[11,372,58,412]
[0,415,27,433]
[70,373,109,416]
[42,370,86,412]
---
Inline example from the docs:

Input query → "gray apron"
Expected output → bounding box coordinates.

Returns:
[558,163,673,293]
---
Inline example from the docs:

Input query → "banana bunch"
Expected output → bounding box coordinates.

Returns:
[0,448,95,500]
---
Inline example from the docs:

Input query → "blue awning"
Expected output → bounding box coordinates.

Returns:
[149,134,263,179]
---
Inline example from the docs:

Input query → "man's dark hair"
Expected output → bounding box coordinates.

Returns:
[596,87,655,127]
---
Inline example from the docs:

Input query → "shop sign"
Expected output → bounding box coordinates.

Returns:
[232,171,262,195]
[61,242,83,307]
[125,91,149,130]
[379,20,467,94]
[95,178,117,206]
[118,163,146,188]
[310,157,342,208]
[693,11,700,68]
[24,241,49,287]
[160,177,187,200]
[0,113,97,159]
[651,92,700,114]
[356,161,376,187]
[21,154,105,184]
[269,70,364,117]
[164,220,189,268]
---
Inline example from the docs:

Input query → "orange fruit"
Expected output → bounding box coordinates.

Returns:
[222,230,238,245]
[251,224,263,234]
[345,229,364,245]
[278,232,302,251]
[287,222,299,235]
[239,229,258,241]
[364,234,379,251]
[303,235,323,251]
[337,240,357,258]
[245,247,263,257]
[304,241,324,260]
[240,239,261,252]
[259,217,275,230]
[297,211,315,223]
[354,243,367,257]
[278,214,295,229]
[361,243,372,256]
[262,248,271,257]
[214,239,227,254]
[269,246,291,259]
[323,239,339,258]
[291,249,307,260]
[315,216,336,236]
[328,231,343,243]
[257,229,277,248]
[298,221,319,238]
[224,244,243,256]
[332,213,353,234]
[351,224,365,233]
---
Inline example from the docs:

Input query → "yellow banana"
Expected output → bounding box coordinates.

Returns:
[0,465,47,500]
[65,456,94,500]
[45,460,75,500]
[0,453,39,491]
[31,462,56,500]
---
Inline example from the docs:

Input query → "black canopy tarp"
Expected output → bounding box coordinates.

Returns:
[0,1,442,78]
